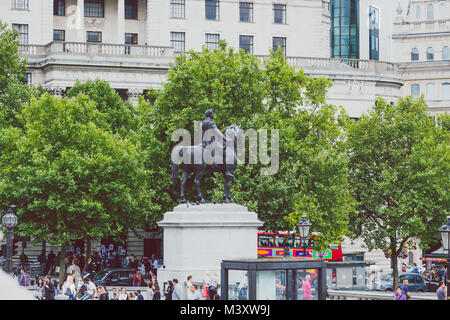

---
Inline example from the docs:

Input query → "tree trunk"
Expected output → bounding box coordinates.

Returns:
[391,253,399,291]
[58,243,66,285]
[86,239,92,261]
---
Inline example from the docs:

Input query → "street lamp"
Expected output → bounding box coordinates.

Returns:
[2,206,18,273]
[296,214,311,258]
[438,216,450,293]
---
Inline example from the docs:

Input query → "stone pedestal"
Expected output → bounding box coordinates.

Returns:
[156,203,264,285]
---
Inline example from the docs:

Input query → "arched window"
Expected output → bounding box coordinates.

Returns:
[427,3,434,21]
[411,48,419,61]
[427,47,434,60]
[416,5,421,19]
[411,83,420,98]
[425,83,435,100]
[443,46,450,60]
[442,83,450,100]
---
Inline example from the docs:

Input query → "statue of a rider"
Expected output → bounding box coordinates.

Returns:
[201,109,220,147]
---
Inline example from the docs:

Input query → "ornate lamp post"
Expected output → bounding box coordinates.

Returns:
[438,216,450,298]
[2,206,18,273]
[296,214,312,258]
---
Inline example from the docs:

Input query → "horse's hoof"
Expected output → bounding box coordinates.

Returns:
[180,198,187,204]
[224,198,231,204]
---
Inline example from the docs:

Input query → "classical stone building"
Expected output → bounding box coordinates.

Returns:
[0,0,446,270]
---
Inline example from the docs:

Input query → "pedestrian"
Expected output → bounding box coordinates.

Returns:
[436,282,447,300]
[19,251,28,266]
[111,293,118,300]
[189,284,202,300]
[47,250,56,275]
[164,280,174,300]
[44,276,55,300]
[19,268,30,287]
[136,290,144,300]
[118,288,128,300]
[413,263,419,274]
[302,274,313,300]
[393,287,406,300]
[208,273,219,300]
[128,292,135,300]
[132,270,143,286]
[172,278,184,300]
[400,279,411,300]
[401,263,407,273]
[203,272,210,299]
[439,266,446,282]
[153,285,161,300]
[186,275,193,300]
[85,256,96,278]
[80,278,96,300]
[99,287,109,300]
[66,260,82,285]
[38,251,46,276]
[146,282,154,300]
[34,277,45,300]
[62,275,76,300]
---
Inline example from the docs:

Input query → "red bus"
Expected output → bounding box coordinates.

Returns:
[257,231,343,261]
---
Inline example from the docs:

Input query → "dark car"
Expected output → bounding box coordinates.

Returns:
[88,269,145,287]
[376,272,439,292]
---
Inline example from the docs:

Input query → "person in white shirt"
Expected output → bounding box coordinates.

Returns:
[146,282,154,300]
[118,288,128,300]
[186,275,193,300]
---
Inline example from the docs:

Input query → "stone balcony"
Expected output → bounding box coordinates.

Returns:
[393,19,450,36]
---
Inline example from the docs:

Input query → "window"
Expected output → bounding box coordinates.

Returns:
[170,0,185,18]
[12,0,28,10]
[12,24,28,44]
[85,0,104,18]
[442,83,450,100]
[53,0,65,16]
[427,47,434,60]
[53,29,65,41]
[411,83,420,98]
[22,73,32,85]
[258,234,274,248]
[414,275,424,284]
[205,0,219,20]
[273,37,286,54]
[125,33,138,44]
[411,48,419,61]
[125,0,138,19]
[274,235,286,248]
[170,32,185,51]
[369,6,379,60]
[415,5,421,19]
[273,4,286,24]
[443,46,450,60]
[330,0,359,59]
[425,83,436,100]
[86,31,102,42]
[205,33,220,49]
[239,35,253,54]
[427,3,434,21]
[240,2,253,22]
[440,3,447,20]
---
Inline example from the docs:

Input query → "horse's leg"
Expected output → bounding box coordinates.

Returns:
[223,174,233,203]
[194,170,205,203]
[180,170,189,203]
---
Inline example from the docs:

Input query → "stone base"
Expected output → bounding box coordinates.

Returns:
[156,203,264,285]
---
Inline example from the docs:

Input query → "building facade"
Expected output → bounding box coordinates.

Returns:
[0,0,445,270]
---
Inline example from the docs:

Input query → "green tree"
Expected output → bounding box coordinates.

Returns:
[0,93,152,282]
[346,97,450,289]
[137,42,354,247]
[0,20,44,128]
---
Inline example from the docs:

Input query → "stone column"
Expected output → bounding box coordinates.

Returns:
[76,0,85,42]
[118,0,125,44]
[146,0,151,45]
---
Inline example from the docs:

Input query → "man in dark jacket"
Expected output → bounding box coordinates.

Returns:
[44,276,55,300]
[47,251,56,275]
[38,251,46,276]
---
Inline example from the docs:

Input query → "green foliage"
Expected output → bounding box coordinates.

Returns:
[0,20,41,128]
[347,96,450,284]
[66,80,137,136]
[137,43,354,246]
[0,93,153,244]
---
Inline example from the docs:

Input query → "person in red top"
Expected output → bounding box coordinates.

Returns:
[132,270,143,286]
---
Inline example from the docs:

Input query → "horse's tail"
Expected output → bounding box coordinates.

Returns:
[171,162,179,186]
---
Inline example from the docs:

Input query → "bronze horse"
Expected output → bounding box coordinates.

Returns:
[171,125,241,203]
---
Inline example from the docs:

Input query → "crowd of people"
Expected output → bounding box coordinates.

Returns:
[393,278,447,301]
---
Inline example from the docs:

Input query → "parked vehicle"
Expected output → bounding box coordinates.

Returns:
[376,273,439,292]
[88,268,144,287]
